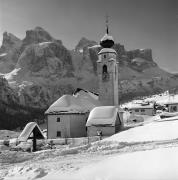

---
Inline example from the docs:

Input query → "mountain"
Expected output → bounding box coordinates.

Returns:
[0,27,178,129]
[0,32,22,53]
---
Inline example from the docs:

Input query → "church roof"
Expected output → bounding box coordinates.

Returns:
[45,90,101,114]
[86,106,118,126]
[100,33,114,42]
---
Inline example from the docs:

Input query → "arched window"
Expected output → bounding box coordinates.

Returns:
[103,65,107,74]
[102,65,109,81]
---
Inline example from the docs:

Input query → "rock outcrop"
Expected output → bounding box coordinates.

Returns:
[0,32,22,53]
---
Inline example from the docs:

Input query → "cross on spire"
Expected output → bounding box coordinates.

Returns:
[106,14,109,34]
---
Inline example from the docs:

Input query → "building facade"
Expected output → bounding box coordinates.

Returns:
[47,113,88,139]
[45,91,101,139]
[129,104,155,116]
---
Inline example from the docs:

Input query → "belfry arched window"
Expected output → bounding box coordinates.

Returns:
[103,65,107,74]
[102,64,109,81]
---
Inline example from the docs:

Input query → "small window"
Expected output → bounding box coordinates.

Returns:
[57,117,60,122]
[135,109,139,112]
[170,106,177,112]
[103,55,106,58]
[141,109,145,112]
[57,131,61,137]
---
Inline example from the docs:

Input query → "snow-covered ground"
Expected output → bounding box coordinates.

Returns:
[104,119,178,143]
[41,146,178,180]
[1,118,178,180]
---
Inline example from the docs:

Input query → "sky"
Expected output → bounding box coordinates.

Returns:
[0,0,177,72]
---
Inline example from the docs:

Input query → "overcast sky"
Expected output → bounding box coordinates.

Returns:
[0,0,177,72]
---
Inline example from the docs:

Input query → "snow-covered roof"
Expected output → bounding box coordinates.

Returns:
[45,90,101,114]
[86,106,118,126]
[129,103,154,110]
[98,48,116,55]
[18,122,45,142]
[100,34,114,42]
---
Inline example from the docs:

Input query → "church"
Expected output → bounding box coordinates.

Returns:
[45,21,124,139]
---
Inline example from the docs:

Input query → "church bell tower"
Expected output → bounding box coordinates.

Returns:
[97,17,119,106]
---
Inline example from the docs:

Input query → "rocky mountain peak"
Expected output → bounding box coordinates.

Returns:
[22,27,54,46]
[0,32,21,53]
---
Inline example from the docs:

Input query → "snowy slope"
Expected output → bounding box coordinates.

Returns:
[3,147,178,180]
[104,120,178,143]
[2,118,178,180]
[70,147,178,180]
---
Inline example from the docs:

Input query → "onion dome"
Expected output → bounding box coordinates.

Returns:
[100,33,114,48]
[100,17,114,48]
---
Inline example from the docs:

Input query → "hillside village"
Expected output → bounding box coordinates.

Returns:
[1,22,178,179]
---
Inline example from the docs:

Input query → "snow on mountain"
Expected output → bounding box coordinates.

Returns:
[38,42,52,46]
[0,53,7,57]
[0,26,178,129]
[4,68,21,81]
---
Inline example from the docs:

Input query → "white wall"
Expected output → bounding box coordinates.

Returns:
[87,126,115,137]
[47,113,87,139]
[130,108,154,116]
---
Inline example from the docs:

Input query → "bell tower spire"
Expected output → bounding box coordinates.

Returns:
[97,16,119,106]
[106,14,109,34]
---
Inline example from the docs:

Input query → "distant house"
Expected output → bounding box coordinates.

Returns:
[45,89,101,139]
[86,106,123,137]
[129,103,155,116]
[165,101,178,113]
